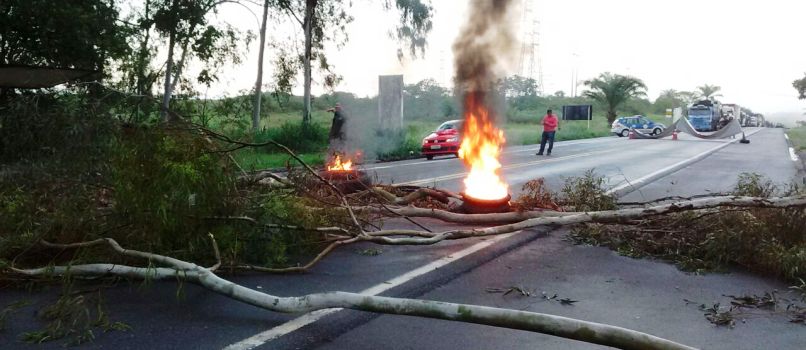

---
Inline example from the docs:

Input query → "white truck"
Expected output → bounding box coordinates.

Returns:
[718,103,741,129]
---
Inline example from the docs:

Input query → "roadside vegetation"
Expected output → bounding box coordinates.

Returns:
[3,1,805,347]
[568,172,806,283]
[787,122,806,152]
[216,84,675,169]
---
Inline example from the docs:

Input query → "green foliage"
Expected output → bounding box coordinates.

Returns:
[236,193,335,267]
[582,72,647,123]
[734,172,777,197]
[786,124,806,152]
[570,175,806,282]
[375,127,422,161]
[109,126,237,256]
[0,91,116,164]
[651,89,693,115]
[256,122,329,154]
[385,0,434,59]
[696,84,722,100]
[559,170,617,212]
[404,79,456,120]
[0,0,129,69]
[794,74,806,100]
[234,151,324,170]
[499,75,540,98]
[20,285,128,346]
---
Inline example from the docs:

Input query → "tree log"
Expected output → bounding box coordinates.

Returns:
[360,195,806,245]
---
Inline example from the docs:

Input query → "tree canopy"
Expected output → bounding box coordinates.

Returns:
[696,84,722,100]
[582,72,647,123]
[793,74,806,100]
[499,75,539,98]
[273,0,433,124]
[0,0,129,71]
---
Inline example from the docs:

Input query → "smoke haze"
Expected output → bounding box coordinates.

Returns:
[452,0,518,93]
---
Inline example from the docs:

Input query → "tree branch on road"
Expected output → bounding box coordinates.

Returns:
[10,238,696,350]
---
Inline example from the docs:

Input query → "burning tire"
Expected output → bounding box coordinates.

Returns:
[319,169,371,194]
[460,193,512,214]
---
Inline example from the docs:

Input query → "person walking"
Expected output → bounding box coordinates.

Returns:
[536,109,559,156]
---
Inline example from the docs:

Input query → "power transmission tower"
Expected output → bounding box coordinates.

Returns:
[518,0,544,95]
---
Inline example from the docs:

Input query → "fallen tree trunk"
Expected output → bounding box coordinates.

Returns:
[10,238,695,350]
[359,195,806,245]
[355,205,571,224]
[228,195,806,270]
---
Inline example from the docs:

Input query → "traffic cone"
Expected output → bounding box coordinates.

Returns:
[739,132,750,144]
[628,129,635,139]
[672,130,678,141]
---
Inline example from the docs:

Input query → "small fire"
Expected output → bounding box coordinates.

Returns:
[327,154,353,171]
[458,92,508,200]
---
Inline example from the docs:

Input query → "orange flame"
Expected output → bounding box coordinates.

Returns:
[458,92,508,200]
[327,154,353,171]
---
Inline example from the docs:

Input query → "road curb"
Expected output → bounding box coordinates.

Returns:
[607,128,764,198]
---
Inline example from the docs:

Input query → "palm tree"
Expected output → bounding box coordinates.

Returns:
[657,89,679,99]
[696,84,722,100]
[582,73,647,123]
[677,91,698,106]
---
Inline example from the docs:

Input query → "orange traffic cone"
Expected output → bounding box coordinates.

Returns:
[672,130,678,141]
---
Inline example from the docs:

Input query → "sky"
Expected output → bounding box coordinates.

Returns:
[210,0,806,123]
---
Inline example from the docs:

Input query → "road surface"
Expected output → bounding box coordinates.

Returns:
[2,128,803,349]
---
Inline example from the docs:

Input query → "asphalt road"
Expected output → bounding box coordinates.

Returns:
[2,127,802,350]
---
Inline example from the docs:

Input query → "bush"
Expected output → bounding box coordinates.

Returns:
[0,91,116,165]
[734,172,777,197]
[254,122,329,154]
[559,170,617,211]
[569,174,806,282]
[109,126,239,257]
[375,127,421,161]
[0,123,341,270]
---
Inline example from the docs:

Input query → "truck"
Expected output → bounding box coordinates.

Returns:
[687,100,722,131]
[720,103,740,129]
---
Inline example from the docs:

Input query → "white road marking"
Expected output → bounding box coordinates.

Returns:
[362,137,617,171]
[785,134,790,140]
[222,232,518,350]
[393,149,612,186]
[790,147,800,162]
[226,130,767,349]
[607,129,764,196]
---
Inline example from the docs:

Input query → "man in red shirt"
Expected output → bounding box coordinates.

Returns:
[536,109,559,156]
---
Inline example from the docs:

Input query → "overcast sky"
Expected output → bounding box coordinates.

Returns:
[211,0,806,122]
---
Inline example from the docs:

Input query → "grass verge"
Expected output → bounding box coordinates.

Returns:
[787,125,806,151]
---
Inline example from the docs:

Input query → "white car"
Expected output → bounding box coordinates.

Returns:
[611,116,665,137]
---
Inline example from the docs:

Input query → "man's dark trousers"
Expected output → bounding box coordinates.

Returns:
[538,131,555,155]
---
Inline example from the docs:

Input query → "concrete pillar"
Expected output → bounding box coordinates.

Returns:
[378,75,404,131]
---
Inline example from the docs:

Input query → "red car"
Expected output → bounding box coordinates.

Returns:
[421,120,463,160]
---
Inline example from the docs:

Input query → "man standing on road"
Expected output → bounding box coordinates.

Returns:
[536,109,559,156]
[327,103,347,157]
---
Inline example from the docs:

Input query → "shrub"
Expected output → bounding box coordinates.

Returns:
[569,174,806,282]
[108,126,239,258]
[254,122,329,154]
[559,170,617,211]
[375,127,421,161]
[0,91,116,165]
